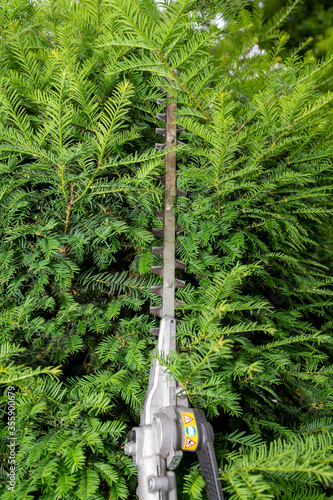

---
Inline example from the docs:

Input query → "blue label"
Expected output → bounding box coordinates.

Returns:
[186,426,196,437]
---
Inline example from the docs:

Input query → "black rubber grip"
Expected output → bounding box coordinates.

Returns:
[197,422,224,500]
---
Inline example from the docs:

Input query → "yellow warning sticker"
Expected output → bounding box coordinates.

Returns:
[181,412,198,451]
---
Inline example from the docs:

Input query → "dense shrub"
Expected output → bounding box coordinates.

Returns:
[0,1,333,498]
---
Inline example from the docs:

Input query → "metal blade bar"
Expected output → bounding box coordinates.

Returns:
[160,97,177,319]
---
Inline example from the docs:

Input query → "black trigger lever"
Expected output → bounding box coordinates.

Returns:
[196,415,224,500]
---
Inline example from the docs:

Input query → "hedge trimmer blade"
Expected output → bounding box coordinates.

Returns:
[124,90,224,500]
[150,94,186,320]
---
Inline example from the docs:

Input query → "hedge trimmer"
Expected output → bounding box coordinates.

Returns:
[124,88,224,500]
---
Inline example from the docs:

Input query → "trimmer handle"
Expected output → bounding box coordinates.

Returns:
[125,407,224,499]
[196,421,224,500]
[180,409,224,500]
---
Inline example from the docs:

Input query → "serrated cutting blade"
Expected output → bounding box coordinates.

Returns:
[150,96,186,321]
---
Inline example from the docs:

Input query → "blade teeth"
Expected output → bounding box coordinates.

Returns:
[150,306,163,317]
[151,285,163,297]
[152,227,164,238]
[177,125,185,132]
[175,279,186,289]
[152,246,163,256]
[175,259,185,270]
[177,188,186,197]
[149,327,160,335]
[152,97,185,320]
[151,266,163,276]
[157,86,166,93]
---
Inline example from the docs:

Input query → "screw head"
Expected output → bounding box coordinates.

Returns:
[166,280,173,288]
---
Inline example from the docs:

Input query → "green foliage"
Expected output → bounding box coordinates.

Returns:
[263,0,333,56]
[0,0,333,499]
